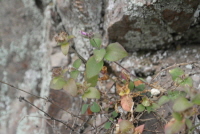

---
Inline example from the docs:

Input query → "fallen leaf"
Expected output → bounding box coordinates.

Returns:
[118,118,123,123]
[116,82,130,96]
[87,107,93,115]
[118,120,134,133]
[134,80,143,86]
[164,118,185,134]
[101,66,108,74]
[134,124,145,134]
[121,95,134,112]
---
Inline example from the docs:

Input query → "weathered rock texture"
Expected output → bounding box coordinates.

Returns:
[0,0,52,133]
[104,0,200,52]
[0,0,200,134]
[53,0,103,59]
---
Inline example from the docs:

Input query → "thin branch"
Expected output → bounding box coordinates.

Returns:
[71,45,87,64]
[152,62,196,82]
[0,80,94,128]
[49,100,95,128]
[0,80,48,101]
[83,120,109,134]
[144,129,164,133]
[19,96,77,132]
[113,61,149,86]
[188,122,200,133]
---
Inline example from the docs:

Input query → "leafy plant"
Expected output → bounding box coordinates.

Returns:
[48,32,200,133]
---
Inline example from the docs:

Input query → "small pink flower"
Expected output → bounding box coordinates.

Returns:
[80,31,88,36]
[80,31,94,38]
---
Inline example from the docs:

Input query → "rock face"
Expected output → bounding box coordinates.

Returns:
[0,0,52,133]
[52,0,103,59]
[0,0,200,134]
[104,0,200,52]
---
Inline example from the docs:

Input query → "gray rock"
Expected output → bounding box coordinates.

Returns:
[104,0,200,51]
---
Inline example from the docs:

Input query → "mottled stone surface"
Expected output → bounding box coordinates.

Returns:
[0,0,52,133]
[104,0,200,52]
[53,0,103,60]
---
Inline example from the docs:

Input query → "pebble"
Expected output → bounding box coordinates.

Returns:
[151,88,160,96]
[185,64,193,69]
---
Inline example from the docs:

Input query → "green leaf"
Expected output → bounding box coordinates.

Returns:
[158,96,170,105]
[173,97,193,112]
[169,68,184,81]
[62,68,68,74]
[81,104,89,114]
[146,103,159,113]
[128,81,134,91]
[179,77,193,87]
[90,34,102,48]
[82,87,100,99]
[169,68,193,87]
[135,84,145,91]
[109,117,114,121]
[70,70,80,79]
[94,48,106,62]
[142,97,150,107]
[192,94,200,105]
[185,119,192,129]
[90,102,100,113]
[104,42,128,61]
[67,35,75,41]
[151,103,160,110]
[135,104,145,112]
[50,76,66,90]
[58,41,68,46]
[86,56,103,79]
[168,90,187,100]
[172,112,183,121]
[134,79,145,91]
[86,75,98,87]
[111,111,118,118]
[61,43,70,55]
[104,122,111,129]
[146,106,152,113]
[73,59,82,69]
[63,78,77,96]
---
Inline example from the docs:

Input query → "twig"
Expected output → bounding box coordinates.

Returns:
[113,61,152,87]
[153,112,168,124]
[152,62,196,82]
[49,100,94,127]
[83,120,109,134]
[0,80,95,128]
[139,118,156,122]
[71,45,87,64]
[19,115,60,133]
[19,96,76,132]
[0,80,48,101]
[188,123,200,133]
[70,98,83,134]
[144,129,163,133]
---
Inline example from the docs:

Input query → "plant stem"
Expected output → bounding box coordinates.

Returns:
[188,122,200,133]
[19,96,76,132]
[71,45,87,64]
[0,80,47,101]
[0,80,95,128]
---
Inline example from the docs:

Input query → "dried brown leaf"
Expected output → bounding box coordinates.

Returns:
[121,95,134,112]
